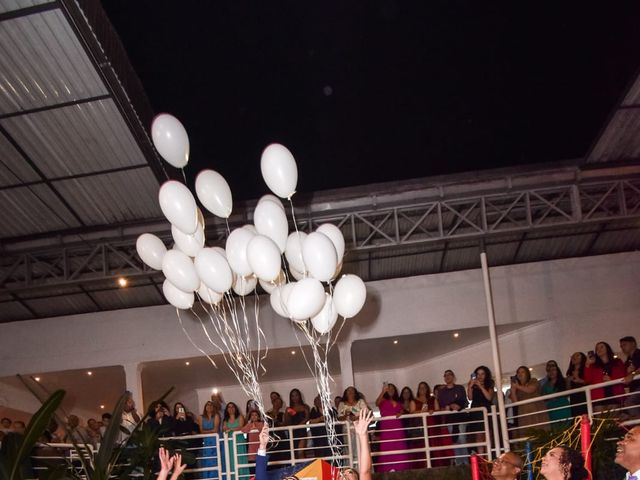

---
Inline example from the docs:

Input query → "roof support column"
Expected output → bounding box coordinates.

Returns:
[123,362,144,414]
[338,340,354,392]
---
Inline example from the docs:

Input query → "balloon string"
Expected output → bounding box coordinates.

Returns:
[177,308,218,368]
[181,167,188,185]
[225,217,231,236]
[288,197,309,275]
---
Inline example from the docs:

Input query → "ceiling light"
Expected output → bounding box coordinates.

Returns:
[34,376,41,382]
[291,350,296,355]
[100,405,105,409]
[185,361,190,366]
[393,340,398,344]
[453,332,459,338]
[528,368,533,371]
[87,371,93,376]
[117,277,128,288]
[212,388,218,394]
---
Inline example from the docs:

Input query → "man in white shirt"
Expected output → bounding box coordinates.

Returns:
[616,425,640,479]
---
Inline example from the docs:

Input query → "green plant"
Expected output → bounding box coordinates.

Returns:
[0,389,65,480]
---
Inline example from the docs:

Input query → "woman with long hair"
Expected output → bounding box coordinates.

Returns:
[541,360,571,427]
[540,445,589,479]
[412,381,451,467]
[565,352,587,417]
[510,366,549,433]
[223,402,248,478]
[584,341,626,411]
[467,366,495,454]
[283,388,310,459]
[199,401,220,478]
[374,383,411,472]
[338,386,367,421]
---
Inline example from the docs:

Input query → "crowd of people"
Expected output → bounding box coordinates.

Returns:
[1,334,638,479]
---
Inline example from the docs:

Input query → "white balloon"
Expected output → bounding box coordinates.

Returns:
[285,231,307,273]
[197,282,223,305]
[233,275,257,296]
[287,277,325,320]
[253,198,288,253]
[152,114,189,168]
[162,249,199,292]
[195,169,233,218]
[172,224,204,257]
[258,194,286,212]
[302,231,338,282]
[311,293,338,334]
[247,235,282,282]
[136,233,167,270]
[333,274,367,318]
[317,223,345,263]
[289,267,306,281]
[195,247,233,293]
[260,143,298,199]
[159,181,198,235]
[270,282,294,318]
[243,224,258,235]
[163,279,194,309]
[259,270,285,294]
[225,227,256,277]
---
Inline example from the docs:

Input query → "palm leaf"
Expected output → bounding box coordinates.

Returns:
[8,389,65,480]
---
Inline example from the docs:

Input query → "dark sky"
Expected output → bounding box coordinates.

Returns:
[101,1,640,200]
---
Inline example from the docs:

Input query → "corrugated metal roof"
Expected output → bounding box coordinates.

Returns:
[0,8,106,114]
[24,292,98,317]
[52,167,161,225]
[0,0,50,14]
[587,72,640,163]
[1,99,148,177]
[89,284,164,311]
[0,184,80,238]
[0,132,40,186]
[0,301,32,322]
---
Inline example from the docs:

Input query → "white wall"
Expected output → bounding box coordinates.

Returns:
[1,251,638,415]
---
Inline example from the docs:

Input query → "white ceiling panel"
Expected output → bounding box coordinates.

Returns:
[0,132,40,186]
[0,8,106,114]
[52,168,161,225]
[0,184,80,238]
[1,99,148,177]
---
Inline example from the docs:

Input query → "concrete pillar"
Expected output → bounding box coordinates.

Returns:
[338,341,355,392]
[123,362,144,413]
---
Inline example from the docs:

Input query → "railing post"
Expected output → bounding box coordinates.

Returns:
[490,405,501,459]
[423,414,431,468]
[346,420,354,468]
[585,388,594,420]
[525,441,533,480]
[470,453,481,480]
[580,415,592,479]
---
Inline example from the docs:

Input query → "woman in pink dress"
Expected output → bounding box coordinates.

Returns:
[374,383,412,472]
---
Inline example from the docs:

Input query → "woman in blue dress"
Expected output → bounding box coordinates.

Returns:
[223,402,249,480]
[198,401,221,478]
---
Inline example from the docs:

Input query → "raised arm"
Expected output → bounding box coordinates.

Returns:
[354,408,373,480]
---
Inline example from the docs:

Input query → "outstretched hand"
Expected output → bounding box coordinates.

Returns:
[170,452,187,480]
[159,447,175,473]
[259,423,269,449]
[354,408,373,436]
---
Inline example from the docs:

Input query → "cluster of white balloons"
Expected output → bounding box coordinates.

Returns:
[137,114,367,334]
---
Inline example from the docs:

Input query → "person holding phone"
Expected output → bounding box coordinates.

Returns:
[584,341,626,411]
[467,366,495,455]
[509,366,549,434]
[374,382,411,472]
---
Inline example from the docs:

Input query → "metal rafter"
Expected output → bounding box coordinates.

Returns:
[1,173,639,295]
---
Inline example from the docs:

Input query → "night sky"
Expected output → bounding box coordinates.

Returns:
[101,1,640,200]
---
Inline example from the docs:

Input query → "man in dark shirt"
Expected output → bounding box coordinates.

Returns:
[435,370,469,465]
[620,336,640,418]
